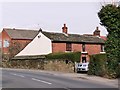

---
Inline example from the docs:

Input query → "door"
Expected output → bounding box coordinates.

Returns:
[82,57,86,63]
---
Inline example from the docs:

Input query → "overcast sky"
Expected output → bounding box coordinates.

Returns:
[0,0,119,35]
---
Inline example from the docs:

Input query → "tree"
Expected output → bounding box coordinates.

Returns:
[98,4,120,78]
[8,42,22,59]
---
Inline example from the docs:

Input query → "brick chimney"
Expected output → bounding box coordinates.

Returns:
[93,27,100,37]
[62,24,68,34]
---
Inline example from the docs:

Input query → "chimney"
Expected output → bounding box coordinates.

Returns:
[62,24,68,34]
[93,27,100,37]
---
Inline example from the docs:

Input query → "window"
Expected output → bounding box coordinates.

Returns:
[82,44,85,52]
[66,43,72,51]
[101,45,105,52]
[38,35,41,38]
[3,40,9,48]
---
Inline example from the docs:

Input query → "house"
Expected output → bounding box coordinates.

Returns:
[16,24,105,63]
[0,28,39,55]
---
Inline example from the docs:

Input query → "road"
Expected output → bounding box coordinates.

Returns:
[2,68,118,90]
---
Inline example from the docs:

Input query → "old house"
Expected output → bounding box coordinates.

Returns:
[0,28,39,57]
[16,24,105,62]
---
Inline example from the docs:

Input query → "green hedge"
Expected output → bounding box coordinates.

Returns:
[46,52,81,62]
[88,54,107,77]
[88,54,120,78]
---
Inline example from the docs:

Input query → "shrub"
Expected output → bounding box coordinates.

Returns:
[46,52,81,63]
[88,54,120,78]
[88,54,107,77]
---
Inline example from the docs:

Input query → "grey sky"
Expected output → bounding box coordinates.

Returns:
[1,1,119,35]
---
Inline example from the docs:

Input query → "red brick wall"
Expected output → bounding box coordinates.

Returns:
[9,39,32,56]
[86,44,101,55]
[52,42,101,54]
[11,39,31,49]
[52,42,102,62]
[52,43,66,53]
[72,43,82,52]
[52,43,82,53]
[1,30,11,54]
[0,30,32,55]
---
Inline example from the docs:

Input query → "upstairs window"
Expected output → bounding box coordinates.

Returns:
[3,40,9,48]
[66,43,72,51]
[82,43,85,52]
[101,45,105,52]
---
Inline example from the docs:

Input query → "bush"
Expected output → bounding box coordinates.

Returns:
[46,52,81,62]
[88,54,107,77]
[88,54,120,78]
[106,59,120,78]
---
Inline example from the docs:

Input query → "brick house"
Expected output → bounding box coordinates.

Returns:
[0,28,38,56]
[16,24,105,63]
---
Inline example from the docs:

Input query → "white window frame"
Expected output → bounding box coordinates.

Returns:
[3,40,10,48]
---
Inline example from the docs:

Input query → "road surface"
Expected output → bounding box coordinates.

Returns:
[2,68,118,90]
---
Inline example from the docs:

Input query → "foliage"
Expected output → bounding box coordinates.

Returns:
[88,54,120,78]
[8,41,29,60]
[88,54,107,77]
[46,52,81,62]
[8,42,22,59]
[98,4,120,78]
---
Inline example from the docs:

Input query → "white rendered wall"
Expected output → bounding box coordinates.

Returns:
[16,32,52,56]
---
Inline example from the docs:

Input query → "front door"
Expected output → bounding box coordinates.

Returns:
[82,57,86,63]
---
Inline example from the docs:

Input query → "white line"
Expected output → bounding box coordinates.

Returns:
[10,73,25,78]
[32,78,52,85]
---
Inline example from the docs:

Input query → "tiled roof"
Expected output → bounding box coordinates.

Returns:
[42,31,105,44]
[3,28,105,44]
[4,28,39,40]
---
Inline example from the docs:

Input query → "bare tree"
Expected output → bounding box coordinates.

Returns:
[8,41,22,60]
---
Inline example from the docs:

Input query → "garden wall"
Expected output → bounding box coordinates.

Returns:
[2,52,81,73]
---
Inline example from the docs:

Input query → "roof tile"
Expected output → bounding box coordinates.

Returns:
[42,31,105,44]
[4,28,39,40]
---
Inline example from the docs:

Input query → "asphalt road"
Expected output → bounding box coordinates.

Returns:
[2,68,118,90]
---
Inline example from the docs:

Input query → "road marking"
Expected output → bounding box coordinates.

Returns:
[32,78,52,85]
[10,73,25,78]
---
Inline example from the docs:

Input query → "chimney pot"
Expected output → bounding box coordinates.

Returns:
[96,27,99,30]
[64,24,66,27]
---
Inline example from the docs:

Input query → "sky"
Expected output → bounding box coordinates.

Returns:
[0,0,119,36]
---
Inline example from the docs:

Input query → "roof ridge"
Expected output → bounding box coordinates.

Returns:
[3,28,38,31]
[68,33,97,38]
[43,31,63,34]
[43,31,101,38]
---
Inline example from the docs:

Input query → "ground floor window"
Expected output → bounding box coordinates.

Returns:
[101,45,105,52]
[66,43,72,51]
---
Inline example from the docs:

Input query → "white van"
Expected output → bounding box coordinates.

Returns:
[76,62,89,72]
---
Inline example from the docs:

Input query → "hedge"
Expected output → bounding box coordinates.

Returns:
[88,54,107,77]
[88,54,120,78]
[46,52,81,62]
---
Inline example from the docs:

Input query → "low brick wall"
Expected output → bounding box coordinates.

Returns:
[2,59,75,73]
